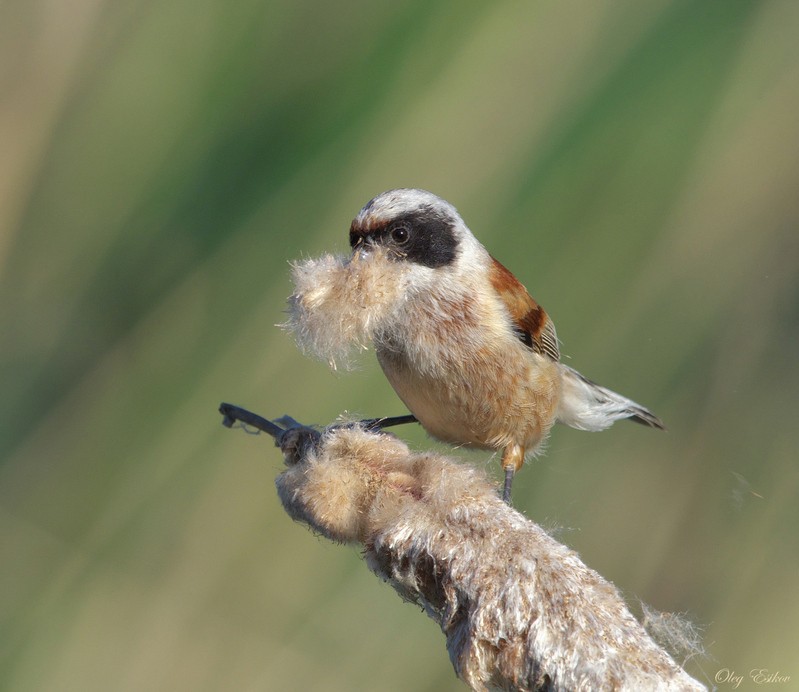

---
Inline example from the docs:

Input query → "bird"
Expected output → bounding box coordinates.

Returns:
[347,188,664,503]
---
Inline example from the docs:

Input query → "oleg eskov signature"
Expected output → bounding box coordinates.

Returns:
[715,668,791,689]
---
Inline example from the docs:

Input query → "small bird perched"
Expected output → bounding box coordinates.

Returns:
[343,188,664,503]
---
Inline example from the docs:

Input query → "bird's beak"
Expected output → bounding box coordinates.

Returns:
[353,234,375,260]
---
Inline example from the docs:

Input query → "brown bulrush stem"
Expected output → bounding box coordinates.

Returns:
[221,405,705,691]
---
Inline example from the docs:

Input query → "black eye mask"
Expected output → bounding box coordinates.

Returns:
[350,206,459,269]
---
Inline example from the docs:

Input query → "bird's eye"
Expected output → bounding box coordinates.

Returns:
[389,222,411,244]
[349,231,361,248]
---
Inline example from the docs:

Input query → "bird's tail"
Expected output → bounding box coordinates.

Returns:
[556,365,665,432]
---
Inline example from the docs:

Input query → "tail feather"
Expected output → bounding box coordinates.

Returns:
[557,365,665,432]
[626,407,666,430]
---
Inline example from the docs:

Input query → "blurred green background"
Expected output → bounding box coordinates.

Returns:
[2,1,798,690]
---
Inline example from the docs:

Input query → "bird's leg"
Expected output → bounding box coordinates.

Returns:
[500,444,525,504]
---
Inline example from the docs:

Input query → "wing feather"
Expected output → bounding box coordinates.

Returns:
[488,257,560,361]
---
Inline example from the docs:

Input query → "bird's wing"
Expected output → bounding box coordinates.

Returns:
[488,257,560,361]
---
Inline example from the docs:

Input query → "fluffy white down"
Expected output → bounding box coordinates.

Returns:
[283,248,410,370]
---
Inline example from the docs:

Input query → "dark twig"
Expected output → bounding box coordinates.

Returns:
[218,403,417,467]
[361,413,418,431]
[219,402,285,437]
[219,402,417,437]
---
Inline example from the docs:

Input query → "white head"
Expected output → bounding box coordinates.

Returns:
[349,189,487,271]
[285,190,490,369]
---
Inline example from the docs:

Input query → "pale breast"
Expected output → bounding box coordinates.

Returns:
[374,290,562,453]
